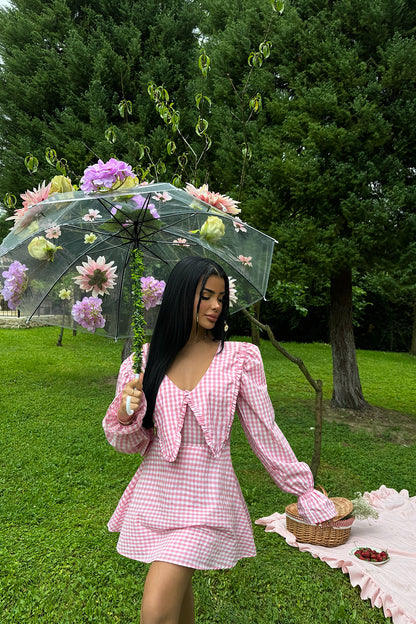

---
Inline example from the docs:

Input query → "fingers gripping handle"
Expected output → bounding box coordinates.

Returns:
[126,373,141,416]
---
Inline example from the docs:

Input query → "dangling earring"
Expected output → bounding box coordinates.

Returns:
[224,320,229,332]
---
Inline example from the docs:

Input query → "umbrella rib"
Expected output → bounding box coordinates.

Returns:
[113,241,134,341]
[137,241,174,267]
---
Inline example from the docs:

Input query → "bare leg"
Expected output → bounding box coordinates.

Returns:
[140,561,195,624]
[179,581,195,624]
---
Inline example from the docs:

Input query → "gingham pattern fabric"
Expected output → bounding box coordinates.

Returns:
[103,341,336,569]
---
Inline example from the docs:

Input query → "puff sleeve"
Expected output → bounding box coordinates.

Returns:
[102,345,154,455]
[236,343,336,524]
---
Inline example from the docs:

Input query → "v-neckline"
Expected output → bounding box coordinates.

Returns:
[166,342,221,393]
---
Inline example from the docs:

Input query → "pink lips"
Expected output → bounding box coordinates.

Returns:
[205,315,218,323]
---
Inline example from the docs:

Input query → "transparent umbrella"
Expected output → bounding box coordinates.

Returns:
[0,181,276,359]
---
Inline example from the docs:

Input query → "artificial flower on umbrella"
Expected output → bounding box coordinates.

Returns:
[0,158,276,374]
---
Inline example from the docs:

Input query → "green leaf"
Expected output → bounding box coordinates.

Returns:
[195,117,209,136]
[195,93,211,110]
[178,153,188,168]
[45,147,57,166]
[3,192,17,208]
[156,160,166,175]
[147,82,156,99]
[104,126,117,144]
[249,93,262,112]
[241,143,253,160]
[55,159,68,176]
[24,154,39,174]
[134,142,146,161]
[118,99,132,118]
[198,50,210,78]
[271,0,285,13]
[166,140,176,155]
[248,52,263,68]
[259,40,272,59]
[172,174,182,187]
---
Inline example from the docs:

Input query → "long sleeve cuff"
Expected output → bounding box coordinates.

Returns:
[103,388,153,455]
[296,488,337,524]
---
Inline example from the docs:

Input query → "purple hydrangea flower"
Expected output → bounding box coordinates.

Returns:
[80,158,135,192]
[141,276,166,310]
[71,296,106,332]
[1,261,28,310]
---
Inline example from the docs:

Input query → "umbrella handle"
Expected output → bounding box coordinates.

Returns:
[126,373,141,416]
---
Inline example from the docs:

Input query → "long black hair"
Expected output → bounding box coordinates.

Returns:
[142,256,230,429]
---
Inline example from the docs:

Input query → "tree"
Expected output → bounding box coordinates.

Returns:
[250,0,416,408]
[0,0,201,201]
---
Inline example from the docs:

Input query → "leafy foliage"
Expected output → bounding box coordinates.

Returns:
[0,0,201,198]
[252,0,416,279]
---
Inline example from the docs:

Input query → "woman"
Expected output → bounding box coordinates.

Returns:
[103,256,336,624]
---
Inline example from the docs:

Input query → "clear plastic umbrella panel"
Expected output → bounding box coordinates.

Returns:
[0,183,275,342]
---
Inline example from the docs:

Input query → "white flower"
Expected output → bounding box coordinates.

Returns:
[228,277,238,307]
[82,209,102,222]
[84,233,97,244]
[45,225,61,239]
[152,191,172,202]
[233,217,247,233]
[238,255,252,267]
[59,288,71,300]
[172,238,190,247]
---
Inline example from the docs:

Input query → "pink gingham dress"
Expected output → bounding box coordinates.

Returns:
[102,341,336,570]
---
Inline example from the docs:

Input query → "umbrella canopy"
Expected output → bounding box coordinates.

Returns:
[0,182,275,339]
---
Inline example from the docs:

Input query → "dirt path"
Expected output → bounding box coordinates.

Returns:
[323,401,416,446]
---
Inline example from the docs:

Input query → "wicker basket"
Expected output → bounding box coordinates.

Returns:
[285,489,354,547]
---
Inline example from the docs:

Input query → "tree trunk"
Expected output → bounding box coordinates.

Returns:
[250,301,261,347]
[329,268,369,409]
[410,301,416,356]
[122,336,134,362]
[56,326,64,346]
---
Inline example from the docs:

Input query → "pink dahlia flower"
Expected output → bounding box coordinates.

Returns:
[73,255,118,295]
[20,181,52,211]
[7,181,52,230]
[185,183,241,216]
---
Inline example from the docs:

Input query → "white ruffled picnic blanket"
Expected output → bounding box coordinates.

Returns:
[255,486,416,624]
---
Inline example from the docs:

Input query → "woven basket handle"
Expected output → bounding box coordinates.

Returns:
[318,485,329,498]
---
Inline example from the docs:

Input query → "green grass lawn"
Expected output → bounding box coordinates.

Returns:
[0,326,414,623]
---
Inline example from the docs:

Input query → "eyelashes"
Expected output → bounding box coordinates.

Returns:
[201,295,224,303]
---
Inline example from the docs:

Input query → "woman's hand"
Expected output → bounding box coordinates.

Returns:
[117,373,144,425]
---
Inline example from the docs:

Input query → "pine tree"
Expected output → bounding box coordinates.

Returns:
[253,0,416,407]
[0,0,200,200]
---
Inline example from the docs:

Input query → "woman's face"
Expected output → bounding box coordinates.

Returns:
[193,274,225,334]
